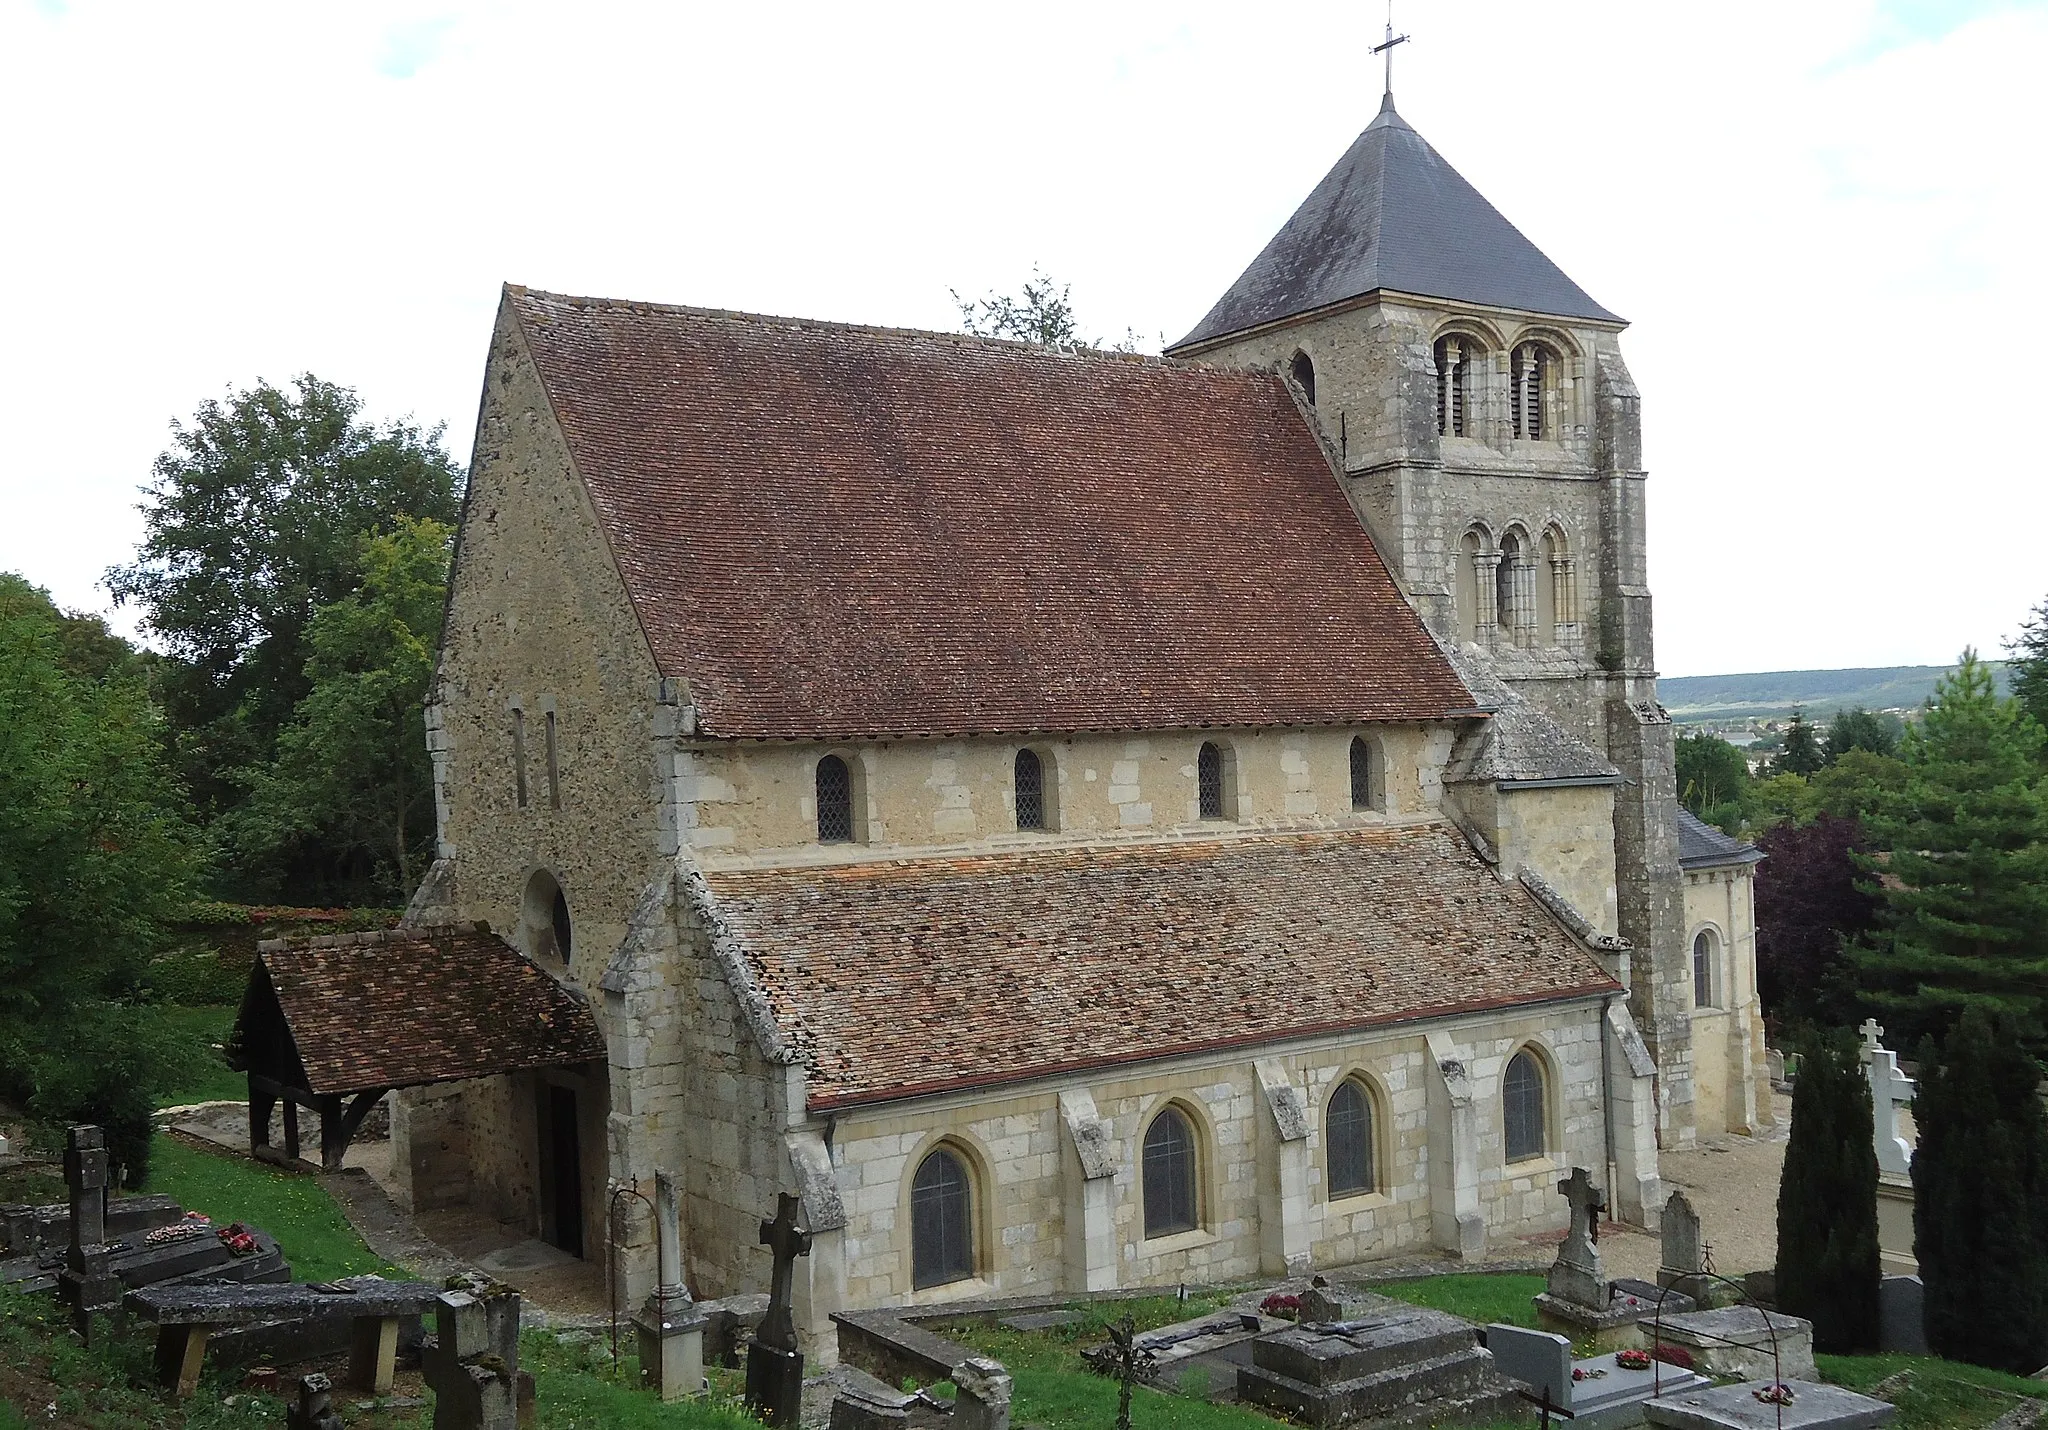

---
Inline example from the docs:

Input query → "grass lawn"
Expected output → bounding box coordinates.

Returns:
[1373,1274,1546,1330]
[143,1132,401,1282]
[157,1004,243,1106]
[1817,1351,2048,1430]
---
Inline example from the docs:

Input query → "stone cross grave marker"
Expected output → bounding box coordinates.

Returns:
[746,1192,812,1429]
[1549,1167,1608,1311]
[1861,1019,1916,1178]
[636,1171,707,1402]
[60,1125,118,1342]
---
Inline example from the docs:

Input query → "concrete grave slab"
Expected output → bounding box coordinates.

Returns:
[1487,1323,1708,1429]
[1653,1307,1815,1382]
[1238,1292,1523,1427]
[1645,1379,1895,1429]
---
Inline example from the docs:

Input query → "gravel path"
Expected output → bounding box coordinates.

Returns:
[1600,1089,1794,1283]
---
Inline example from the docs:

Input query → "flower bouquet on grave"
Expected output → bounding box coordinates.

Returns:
[145,1212,213,1247]
[1259,1293,1302,1320]
[1649,1343,1694,1369]
[217,1221,257,1257]
[1614,1349,1652,1370]
[1753,1383,1797,1405]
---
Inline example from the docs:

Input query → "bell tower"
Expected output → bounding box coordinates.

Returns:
[1168,91,1697,1145]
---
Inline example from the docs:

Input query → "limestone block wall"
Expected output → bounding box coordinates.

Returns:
[1445,782,1619,936]
[670,724,1458,866]
[1683,865,1768,1135]
[434,299,669,997]
[818,1000,1611,1310]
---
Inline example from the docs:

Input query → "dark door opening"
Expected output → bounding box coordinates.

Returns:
[541,1083,584,1257]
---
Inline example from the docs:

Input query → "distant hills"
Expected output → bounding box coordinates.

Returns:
[1663,663,2011,724]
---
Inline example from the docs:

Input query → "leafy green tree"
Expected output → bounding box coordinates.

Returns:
[1825,706,1901,763]
[1913,1007,2048,1372]
[1775,708,1826,776]
[1809,748,1911,826]
[1747,772,1818,833]
[0,576,202,1183]
[1775,1032,1881,1352]
[1850,651,2048,1052]
[1676,730,1751,831]
[228,519,452,902]
[953,268,1149,353]
[104,376,461,898]
[2008,594,2048,737]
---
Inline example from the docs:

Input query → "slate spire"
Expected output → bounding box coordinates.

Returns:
[1170,102,1619,352]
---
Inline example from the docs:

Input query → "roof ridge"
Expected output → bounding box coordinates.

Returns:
[507,284,1232,373]
[258,922,490,954]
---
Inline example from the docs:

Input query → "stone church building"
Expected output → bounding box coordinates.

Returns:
[391,91,1766,1344]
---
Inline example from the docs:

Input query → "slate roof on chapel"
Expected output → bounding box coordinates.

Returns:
[247,926,607,1096]
[1172,97,1620,352]
[703,823,1623,1110]
[1676,807,1766,870]
[506,287,1474,740]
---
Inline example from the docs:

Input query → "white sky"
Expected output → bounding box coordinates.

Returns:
[1,0,2042,678]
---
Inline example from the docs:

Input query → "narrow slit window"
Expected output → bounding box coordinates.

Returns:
[512,708,529,809]
[1694,930,1718,1008]
[816,755,854,843]
[1014,748,1045,830]
[1197,742,1224,819]
[544,710,561,810]
[1349,737,1376,811]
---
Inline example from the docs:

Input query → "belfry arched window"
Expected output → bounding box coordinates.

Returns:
[1504,1049,1547,1163]
[1539,525,1578,644]
[816,755,854,843]
[1512,342,1559,440]
[910,1146,975,1288]
[1290,350,1317,406]
[1143,1105,1200,1237]
[1326,1077,1378,1197]
[1434,336,1472,437]
[1014,748,1046,831]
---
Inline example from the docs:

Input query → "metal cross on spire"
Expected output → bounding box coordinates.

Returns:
[1370,0,1410,103]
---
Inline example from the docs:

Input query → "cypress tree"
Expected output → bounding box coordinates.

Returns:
[1850,651,2048,1054]
[1912,1008,2048,1373]
[1775,1034,1881,1351]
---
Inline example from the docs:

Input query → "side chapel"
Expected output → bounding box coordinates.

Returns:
[382,87,1767,1345]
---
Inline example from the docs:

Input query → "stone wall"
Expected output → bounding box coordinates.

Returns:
[1683,865,1768,1135]
[670,725,1459,865]
[816,999,1617,1314]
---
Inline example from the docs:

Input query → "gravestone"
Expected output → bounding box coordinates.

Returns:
[1236,1290,1523,1426]
[58,1126,120,1342]
[745,1192,812,1430]
[424,1285,525,1430]
[286,1373,344,1430]
[1533,1167,1643,1350]
[634,1172,707,1401]
[1877,1276,1927,1356]
[1657,1190,1723,1306]
[1488,1323,1708,1428]
[1645,1379,1895,1429]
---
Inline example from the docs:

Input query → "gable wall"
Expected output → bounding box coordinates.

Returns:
[436,302,668,978]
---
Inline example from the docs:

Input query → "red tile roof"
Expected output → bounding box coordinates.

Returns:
[505,288,1473,740]
[700,824,1621,1110]
[251,926,607,1095]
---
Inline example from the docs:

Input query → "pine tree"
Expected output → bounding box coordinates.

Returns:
[1912,1008,2048,1372]
[1775,1034,1881,1352]
[1849,651,2048,1053]
[1776,709,1826,776]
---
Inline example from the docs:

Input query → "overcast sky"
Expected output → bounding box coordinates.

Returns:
[2,0,2041,678]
